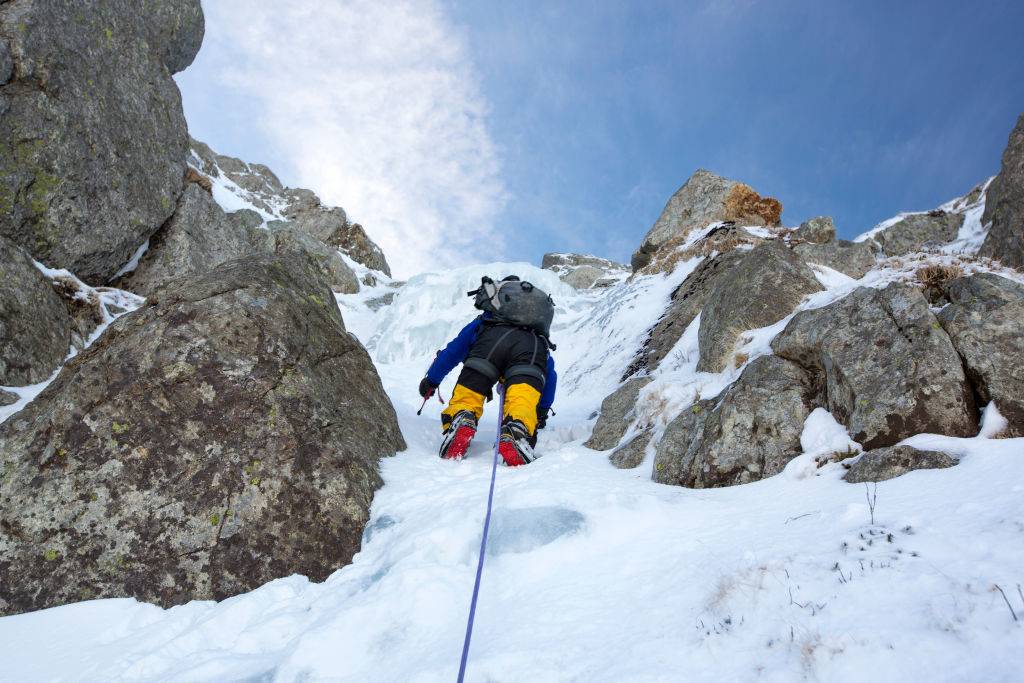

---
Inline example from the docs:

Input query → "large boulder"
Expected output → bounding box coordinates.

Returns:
[631,170,782,270]
[653,356,818,488]
[772,283,977,448]
[118,185,269,296]
[585,377,651,451]
[0,0,204,284]
[794,216,836,244]
[794,239,877,279]
[870,211,963,256]
[696,241,822,373]
[0,235,71,385]
[610,430,652,469]
[0,254,405,616]
[622,250,746,379]
[937,273,1024,436]
[980,113,1024,268]
[844,445,955,483]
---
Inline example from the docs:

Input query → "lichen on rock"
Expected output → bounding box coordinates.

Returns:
[0,253,405,616]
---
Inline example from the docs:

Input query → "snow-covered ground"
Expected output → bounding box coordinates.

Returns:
[2,260,1022,682]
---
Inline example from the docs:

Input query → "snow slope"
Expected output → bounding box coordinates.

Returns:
[1,262,1022,683]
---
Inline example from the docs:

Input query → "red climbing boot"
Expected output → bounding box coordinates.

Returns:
[440,410,477,460]
[498,419,535,467]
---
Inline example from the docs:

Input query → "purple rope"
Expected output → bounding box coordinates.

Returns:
[457,384,504,683]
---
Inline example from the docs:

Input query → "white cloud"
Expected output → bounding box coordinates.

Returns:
[192,0,507,277]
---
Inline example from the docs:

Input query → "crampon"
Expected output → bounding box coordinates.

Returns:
[498,419,535,467]
[440,410,478,460]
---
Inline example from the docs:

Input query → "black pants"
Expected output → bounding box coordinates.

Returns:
[457,324,548,396]
[441,324,549,438]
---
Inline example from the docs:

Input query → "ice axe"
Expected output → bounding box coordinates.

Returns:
[416,387,446,416]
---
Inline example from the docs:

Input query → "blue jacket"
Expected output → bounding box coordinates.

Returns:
[427,316,557,410]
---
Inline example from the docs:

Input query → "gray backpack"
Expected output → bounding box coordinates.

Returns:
[468,276,555,338]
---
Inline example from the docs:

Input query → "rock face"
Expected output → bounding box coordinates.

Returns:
[542,253,628,289]
[871,211,963,256]
[610,431,652,469]
[0,38,12,85]
[794,239,877,279]
[119,187,360,297]
[0,254,406,616]
[269,224,359,295]
[980,114,1024,268]
[190,139,392,276]
[585,377,651,451]
[844,446,956,483]
[653,356,818,488]
[0,236,71,385]
[794,216,836,244]
[119,186,268,296]
[696,241,822,373]
[300,216,390,278]
[623,250,746,379]
[772,283,977,449]
[631,170,782,270]
[0,0,204,284]
[938,273,1024,436]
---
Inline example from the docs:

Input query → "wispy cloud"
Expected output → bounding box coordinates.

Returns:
[186,0,506,276]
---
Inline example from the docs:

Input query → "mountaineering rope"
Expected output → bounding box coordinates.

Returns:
[457,384,505,683]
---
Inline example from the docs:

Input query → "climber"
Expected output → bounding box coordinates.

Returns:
[418,275,557,466]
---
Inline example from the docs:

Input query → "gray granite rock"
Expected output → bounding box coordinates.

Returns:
[653,356,819,488]
[0,235,71,385]
[0,38,12,85]
[697,241,822,373]
[0,0,204,283]
[772,283,977,448]
[872,211,963,256]
[118,185,268,296]
[585,377,652,451]
[794,239,877,279]
[795,216,835,244]
[610,430,653,469]
[980,113,1024,269]
[938,273,1024,436]
[631,170,782,270]
[632,170,739,270]
[543,253,629,289]
[0,254,405,616]
[269,224,359,294]
[622,250,746,379]
[844,445,955,483]
[190,139,393,276]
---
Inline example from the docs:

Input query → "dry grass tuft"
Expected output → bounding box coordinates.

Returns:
[733,352,749,368]
[724,183,783,226]
[916,262,964,303]
[184,167,213,194]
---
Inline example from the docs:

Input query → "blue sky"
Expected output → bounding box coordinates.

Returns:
[179,1,1024,276]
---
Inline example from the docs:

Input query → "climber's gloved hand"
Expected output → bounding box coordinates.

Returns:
[536,406,550,431]
[419,376,438,398]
